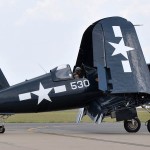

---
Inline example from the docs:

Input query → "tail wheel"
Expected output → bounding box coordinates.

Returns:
[124,118,141,133]
[0,126,5,134]
[147,120,150,132]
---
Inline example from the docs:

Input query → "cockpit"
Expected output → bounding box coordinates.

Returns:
[51,64,73,81]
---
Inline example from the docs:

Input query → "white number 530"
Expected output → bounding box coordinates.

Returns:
[70,79,90,90]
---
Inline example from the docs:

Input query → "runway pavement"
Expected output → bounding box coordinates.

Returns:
[0,123,149,150]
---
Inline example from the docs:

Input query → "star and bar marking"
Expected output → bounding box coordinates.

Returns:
[108,39,134,59]
[108,26,135,72]
[32,83,52,104]
[18,83,66,105]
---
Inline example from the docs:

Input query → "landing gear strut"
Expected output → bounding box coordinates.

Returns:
[124,118,141,133]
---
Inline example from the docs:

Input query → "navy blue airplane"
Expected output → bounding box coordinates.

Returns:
[0,17,150,134]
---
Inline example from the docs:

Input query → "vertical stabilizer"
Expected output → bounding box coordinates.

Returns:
[0,69,9,90]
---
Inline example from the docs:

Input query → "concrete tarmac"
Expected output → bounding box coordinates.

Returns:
[0,123,149,150]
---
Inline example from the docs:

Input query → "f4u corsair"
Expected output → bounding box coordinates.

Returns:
[0,17,150,134]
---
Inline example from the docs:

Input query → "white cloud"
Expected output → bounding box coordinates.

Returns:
[16,0,111,26]
[16,0,150,27]
[25,0,64,20]
[16,0,65,25]
[0,0,18,7]
[120,0,150,18]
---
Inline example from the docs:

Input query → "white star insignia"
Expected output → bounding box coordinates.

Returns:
[32,83,52,105]
[108,39,134,59]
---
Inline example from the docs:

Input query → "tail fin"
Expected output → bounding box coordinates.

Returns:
[0,69,9,90]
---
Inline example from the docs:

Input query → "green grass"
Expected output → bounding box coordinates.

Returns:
[137,110,150,122]
[5,109,150,123]
[6,110,78,123]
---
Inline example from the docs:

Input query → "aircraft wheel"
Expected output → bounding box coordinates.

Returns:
[0,126,5,134]
[124,118,141,133]
[147,120,150,132]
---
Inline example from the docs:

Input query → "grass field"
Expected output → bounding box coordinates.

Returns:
[5,109,150,123]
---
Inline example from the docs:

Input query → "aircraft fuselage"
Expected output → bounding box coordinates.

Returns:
[0,72,99,113]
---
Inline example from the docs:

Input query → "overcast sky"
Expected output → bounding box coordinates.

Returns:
[0,0,150,85]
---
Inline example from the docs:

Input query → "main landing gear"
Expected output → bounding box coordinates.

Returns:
[147,120,150,132]
[0,125,5,133]
[124,117,150,133]
[124,118,141,133]
[146,120,150,132]
[123,104,150,133]
[0,114,12,134]
[142,105,150,133]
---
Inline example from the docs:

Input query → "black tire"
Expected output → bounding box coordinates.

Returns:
[124,118,141,133]
[147,120,150,133]
[0,126,5,134]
